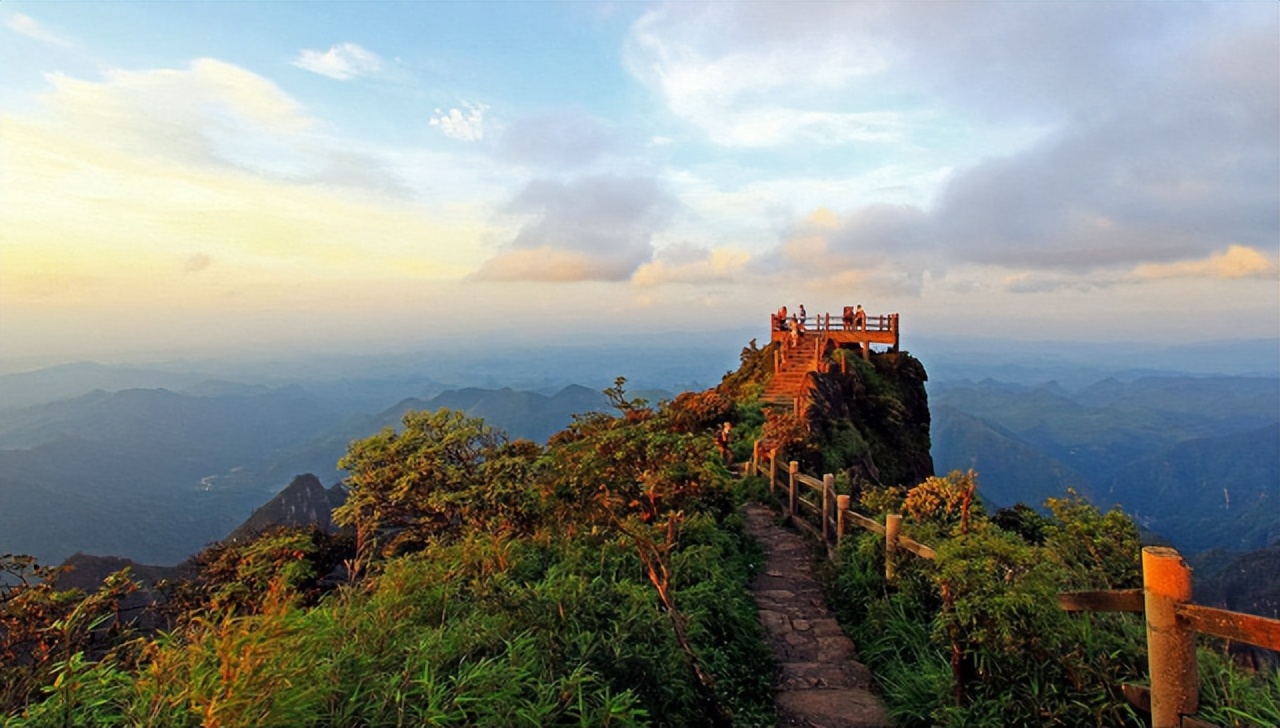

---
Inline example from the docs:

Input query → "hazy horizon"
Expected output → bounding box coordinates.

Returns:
[2,3,1277,366]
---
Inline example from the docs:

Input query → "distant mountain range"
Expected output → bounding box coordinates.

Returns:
[2,348,1275,567]
[931,376,1280,554]
[0,380,625,565]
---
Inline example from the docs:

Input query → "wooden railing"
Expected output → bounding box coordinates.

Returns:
[751,451,935,579]
[1059,548,1280,728]
[770,312,899,334]
[743,451,1280,728]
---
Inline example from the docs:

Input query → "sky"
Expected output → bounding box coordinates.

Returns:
[1,2,1277,368]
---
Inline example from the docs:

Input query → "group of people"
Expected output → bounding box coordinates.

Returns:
[775,304,808,346]
[776,304,867,335]
[843,304,867,331]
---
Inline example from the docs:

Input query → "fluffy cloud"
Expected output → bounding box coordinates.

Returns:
[473,175,674,282]
[292,42,382,80]
[431,102,488,142]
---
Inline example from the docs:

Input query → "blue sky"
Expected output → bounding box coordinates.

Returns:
[1,2,1276,366]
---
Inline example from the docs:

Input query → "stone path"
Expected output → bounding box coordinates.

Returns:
[743,503,890,727]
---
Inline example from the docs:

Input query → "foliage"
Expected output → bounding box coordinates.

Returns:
[6,378,774,727]
[826,475,1158,727]
[158,527,353,620]
[902,470,982,535]
[1,554,138,716]
[334,409,542,569]
[1197,645,1280,728]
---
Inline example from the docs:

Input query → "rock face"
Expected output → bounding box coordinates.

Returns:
[804,352,934,489]
[225,474,347,543]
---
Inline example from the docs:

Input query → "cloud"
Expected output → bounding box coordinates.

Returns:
[497,109,615,167]
[722,5,1278,292]
[631,245,750,286]
[431,102,488,142]
[6,13,72,47]
[292,42,382,80]
[1135,246,1278,281]
[473,175,675,282]
[41,59,313,173]
[32,59,424,198]
[625,4,904,147]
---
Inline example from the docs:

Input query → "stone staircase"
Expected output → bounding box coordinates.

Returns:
[762,334,820,408]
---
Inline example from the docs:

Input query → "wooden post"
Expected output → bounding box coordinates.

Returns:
[769,451,777,495]
[788,461,799,517]
[885,514,902,581]
[751,439,760,477]
[1143,546,1197,727]
[836,495,850,548]
[822,474,834,545]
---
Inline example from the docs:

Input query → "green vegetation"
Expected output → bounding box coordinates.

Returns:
[824,472,1280,727]
[2,379,773,727]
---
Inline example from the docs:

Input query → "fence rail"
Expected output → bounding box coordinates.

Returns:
[745,450,1278,728]
[753,452,936,580]
[1060,547,1280,728]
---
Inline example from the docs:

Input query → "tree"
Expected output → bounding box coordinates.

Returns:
[333,409,537,573]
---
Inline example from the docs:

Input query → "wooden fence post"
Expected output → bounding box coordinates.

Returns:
[836,495,850,549]
[751,439,760,477]
[788,461,799,517]
[1143,546,1197,727]
[822,474,834,545]
[885,514,902,581]
[769,452,777,495]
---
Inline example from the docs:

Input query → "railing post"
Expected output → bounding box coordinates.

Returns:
[822,474,834,545]
[769,451,777,495]
[788,461,799,517]
[836,495,850,548]
[885,514,902,581]
[1143,546,1197,727]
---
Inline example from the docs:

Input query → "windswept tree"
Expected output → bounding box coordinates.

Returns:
[334,409,540,572]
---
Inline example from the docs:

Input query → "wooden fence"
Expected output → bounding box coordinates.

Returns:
[746,452,1280,728]
[751,453,936,580]
[1059,547,1280,728]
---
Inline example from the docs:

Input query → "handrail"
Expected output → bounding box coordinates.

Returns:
[771,311,898,334]
[755,452,936,576]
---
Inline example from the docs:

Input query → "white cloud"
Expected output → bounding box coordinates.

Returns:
[6,13,72,47]
[624,4,905,147]
[431,102,489,142]
[292,42,382,80]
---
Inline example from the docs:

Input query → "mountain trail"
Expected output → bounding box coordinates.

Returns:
[743,503,890,728]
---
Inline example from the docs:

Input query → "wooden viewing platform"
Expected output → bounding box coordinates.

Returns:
[770,311,899,353]
[762,310,901,411]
